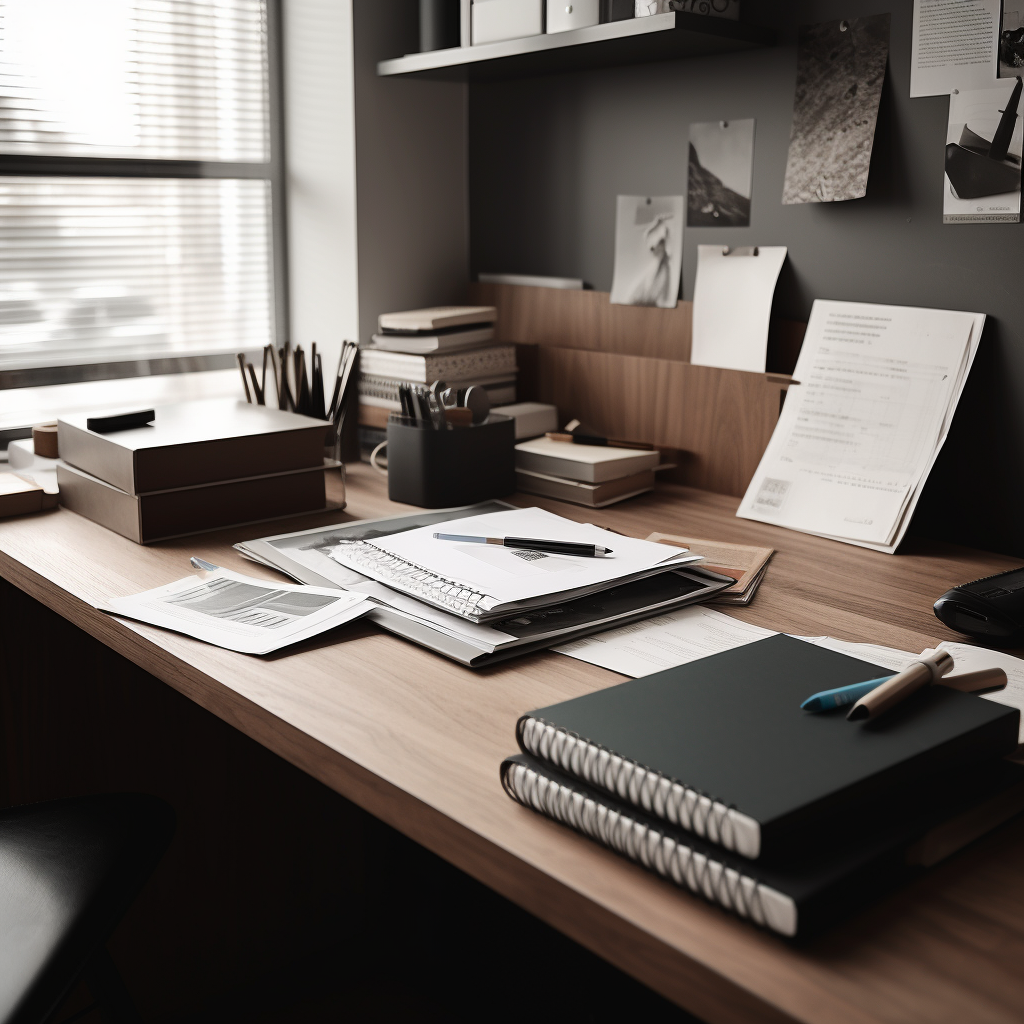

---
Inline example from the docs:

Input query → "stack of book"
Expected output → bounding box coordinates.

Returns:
[514,435,662,508]
[358,306,515,448]
[502,634,1024,938]
[55,399,334,543]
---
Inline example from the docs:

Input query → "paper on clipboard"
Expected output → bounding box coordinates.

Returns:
[690,245,787,373]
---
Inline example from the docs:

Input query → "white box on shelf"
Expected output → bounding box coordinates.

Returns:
[547,0,600,33]
[472,0,544,45]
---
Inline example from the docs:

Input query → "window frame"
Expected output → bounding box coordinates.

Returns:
[0,0,288,392]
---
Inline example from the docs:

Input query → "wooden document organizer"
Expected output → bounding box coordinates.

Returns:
[469,282,802,498]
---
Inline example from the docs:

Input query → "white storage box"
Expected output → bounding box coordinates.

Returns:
[547,0,600,33]
[472,0,544,45]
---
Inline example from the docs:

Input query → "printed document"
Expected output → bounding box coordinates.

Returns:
[738,300,984,552]
[911,0,1000,97]
[690,245,787,373]
[99,568,372,655]
[554,606,777,676]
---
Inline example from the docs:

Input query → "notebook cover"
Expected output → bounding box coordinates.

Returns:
[501,751,1024,939]
[522,634,1021,858]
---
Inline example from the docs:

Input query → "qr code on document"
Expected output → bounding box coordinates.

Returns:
[752,478,791,513]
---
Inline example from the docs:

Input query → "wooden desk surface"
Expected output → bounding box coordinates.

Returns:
[2,463,1023,1024]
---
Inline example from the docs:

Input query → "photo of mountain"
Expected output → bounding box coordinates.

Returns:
[687,119,755,227]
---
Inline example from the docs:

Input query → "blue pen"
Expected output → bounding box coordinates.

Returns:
[800,676,895,712]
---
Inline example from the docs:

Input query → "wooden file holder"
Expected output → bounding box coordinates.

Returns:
[469,282,804,498]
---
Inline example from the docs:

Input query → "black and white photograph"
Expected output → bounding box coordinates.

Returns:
[782,14,890,204]
[944,79,1023,222]
[609,194,684,308]
[687,119,755,227]
[1001,0,1024,75]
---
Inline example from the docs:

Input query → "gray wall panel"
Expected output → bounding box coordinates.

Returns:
[468,0,1024,556]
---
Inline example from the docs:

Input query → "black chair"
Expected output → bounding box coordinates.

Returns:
[0,794,175,1024]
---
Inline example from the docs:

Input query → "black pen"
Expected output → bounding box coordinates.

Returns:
[432,533,613,557]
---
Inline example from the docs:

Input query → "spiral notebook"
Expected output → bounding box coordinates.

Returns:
[517,634,1021,859]
[501,752,1024,938]
[328,507,701,623]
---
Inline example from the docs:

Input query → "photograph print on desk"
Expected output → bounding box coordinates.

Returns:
[944,79,1023,223]
[687,119,755,227]
[609,195,683,308]
[782,14,890,204]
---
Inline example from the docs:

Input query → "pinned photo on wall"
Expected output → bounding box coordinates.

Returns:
[687,119,755,227]
[609,195,684,308]
[1001,0,1024,76]
[782,14,890,204]
[944,78,1023,223]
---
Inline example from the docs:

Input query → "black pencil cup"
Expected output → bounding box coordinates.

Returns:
[386,415,516,508]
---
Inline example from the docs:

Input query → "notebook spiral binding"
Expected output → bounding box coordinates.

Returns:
[332,540,498,617]
[518,716,760,859]
[502,760,785,933]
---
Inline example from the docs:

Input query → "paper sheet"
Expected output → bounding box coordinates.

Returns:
[609,195,684,309]
[795,635,921,672]
[930,642,1024,741]
[911,0,1000,97]
[689,245,787,373]
[554,606,777,676]
[943,81,1023,224]
[738,299,981,552]
[99,568,372,655]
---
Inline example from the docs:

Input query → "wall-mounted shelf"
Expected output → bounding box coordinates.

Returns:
[377,13,775,82]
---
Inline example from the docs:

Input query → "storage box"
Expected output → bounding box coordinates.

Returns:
[472,0,543,44]
[547,0,599,33]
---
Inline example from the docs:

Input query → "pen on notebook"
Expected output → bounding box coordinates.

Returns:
[802,663,1008,714]
[846,650,954,721]
[432,534,613,557]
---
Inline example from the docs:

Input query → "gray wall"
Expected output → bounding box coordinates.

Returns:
[468,0,1024,557]
[354,0,469,344]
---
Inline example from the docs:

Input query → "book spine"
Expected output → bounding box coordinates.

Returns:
[500,756,790,936]
[516,715,760,858]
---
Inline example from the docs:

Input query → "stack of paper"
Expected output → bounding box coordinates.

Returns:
[327,507,701,623]
[738,300,986,553]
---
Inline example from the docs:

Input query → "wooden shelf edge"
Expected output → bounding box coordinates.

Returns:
[378,13,776,81]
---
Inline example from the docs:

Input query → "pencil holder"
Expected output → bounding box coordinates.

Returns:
[385,415,516,508]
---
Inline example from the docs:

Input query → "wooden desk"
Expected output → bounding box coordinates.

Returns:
[1,463,1022,1024]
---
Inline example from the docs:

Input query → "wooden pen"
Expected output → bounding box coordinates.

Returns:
[847,650,954,721]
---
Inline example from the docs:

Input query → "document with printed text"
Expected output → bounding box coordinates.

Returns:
[738,299,984,552]
[99,568,372,655]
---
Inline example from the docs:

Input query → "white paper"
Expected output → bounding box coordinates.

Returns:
[99,568,372,655]
[738,300,979,552]
[944,81,1023,224]
[554,606,777,676]
[609,195,684,309]
[335,507,695,609]
[794,635,922,672]
[931,642,1024,741]
[690,245,787,373]
[911,0,1000,97]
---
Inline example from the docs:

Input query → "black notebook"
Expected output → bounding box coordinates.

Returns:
[501,752,1024,939]
[518,634,1020,859]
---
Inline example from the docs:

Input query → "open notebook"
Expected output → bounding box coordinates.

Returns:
[327,507,702,622]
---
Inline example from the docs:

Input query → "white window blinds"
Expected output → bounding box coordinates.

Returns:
[0,0,275,377]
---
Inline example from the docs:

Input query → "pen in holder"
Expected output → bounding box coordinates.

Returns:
[384,413,516,507]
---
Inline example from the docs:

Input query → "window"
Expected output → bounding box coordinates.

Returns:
[0,0,284,389]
